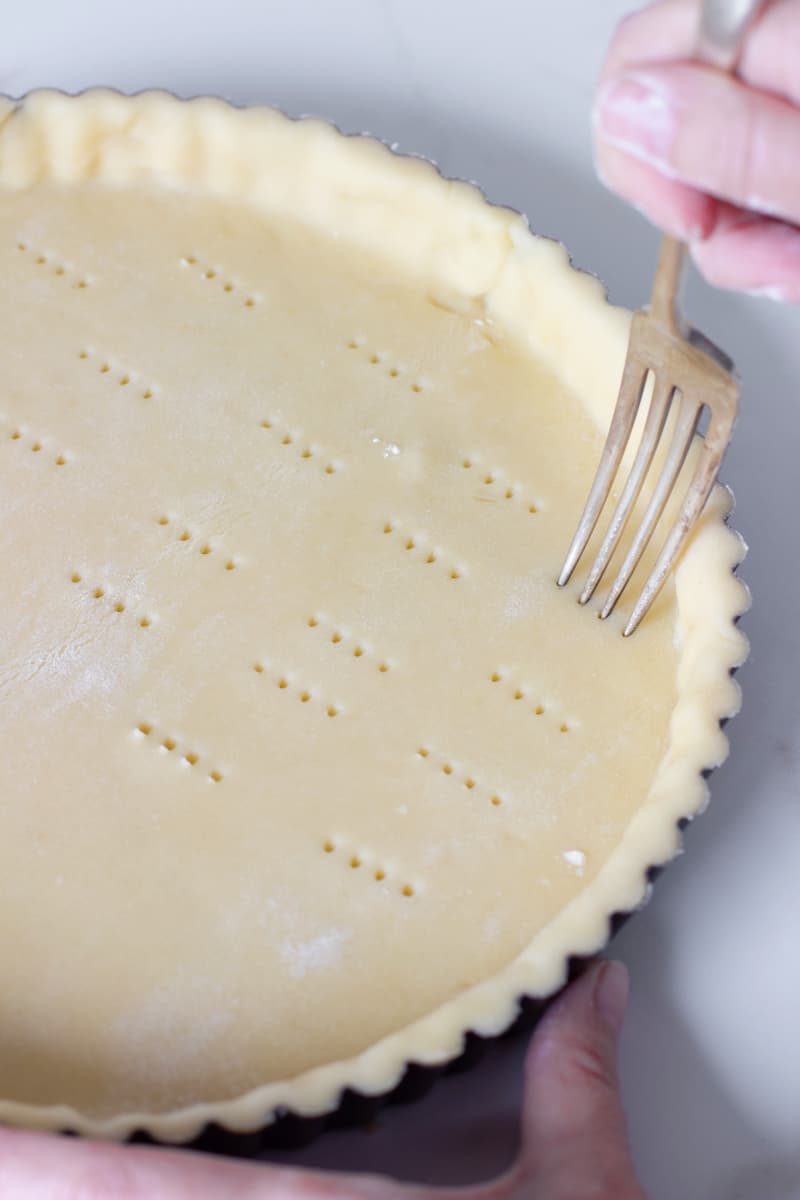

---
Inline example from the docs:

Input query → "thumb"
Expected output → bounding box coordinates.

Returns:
[517,960,647,1200]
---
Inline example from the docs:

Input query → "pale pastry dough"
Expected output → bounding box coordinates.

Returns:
[0,91,747,1141]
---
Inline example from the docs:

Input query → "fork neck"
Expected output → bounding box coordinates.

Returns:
[649,235,688,333]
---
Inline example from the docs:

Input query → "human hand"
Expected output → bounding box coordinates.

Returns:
[0,960,646,1200]
[593,0,800,301]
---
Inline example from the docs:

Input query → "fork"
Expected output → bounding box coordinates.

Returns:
[558,0,766,636]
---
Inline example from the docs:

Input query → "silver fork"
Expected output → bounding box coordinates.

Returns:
[558,0,766,636]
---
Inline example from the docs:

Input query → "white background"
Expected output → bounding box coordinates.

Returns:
[5,3,800,1197]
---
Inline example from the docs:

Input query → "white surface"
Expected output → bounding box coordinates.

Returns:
[4,2,800,1197]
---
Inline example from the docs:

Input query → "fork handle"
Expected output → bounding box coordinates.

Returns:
[648,0,769,329]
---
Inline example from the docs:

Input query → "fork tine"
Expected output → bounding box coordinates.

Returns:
[599,391,700,620]
[622,409,734,636]
[579,375,675,605]
[557,355,648,588]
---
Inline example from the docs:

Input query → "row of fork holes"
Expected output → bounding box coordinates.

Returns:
[462,460,538,513]
[322,840,415,896]
[382,523,461,579]
[8,429,67,464]
[415,748,503,806]
[17,243,89,287]
[252,664,339,717]
[259,422,338,473]
[136,723,222,782]
[346,341,423,394]
[79,351,154,398]
[158,517,236,569]
[182,257,257,306]
[306,617,389,672]
[490,672,569,731]
[71,574,151,625]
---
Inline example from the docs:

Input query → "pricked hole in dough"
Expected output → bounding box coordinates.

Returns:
[209,770,223,783]
[10,431,21,439]
[389,368,399,378]
[243,297,256,307]
[199,544,212,556]
[99,363,110,373]
[54,266,65,276]
[528,504,538,514]
[490,672,502,683]
[464,778,476,790]
[327,706,338,718]
[350,856,361,869]
[184,255,197,265]
[179,531,191,542]
[374,868,386,881]
[513,689,524,701]
[204,269,216,280]
[369,354,380,364]
[78,350,89,360]
[535,705,545,716]
[113,602,125,614]
[301,448,313,459]
[425,553,436,567]
[93,587,105,600]
[31,442,42,453]
[505,488,514,500]
[560,723,569,733]
[161,738,176,752]
[158,516,169,526]
[119,375,130,387]
[70,573,81,584]
[417,747,430,758]
[16,242,26,251]
[383,522,394,534]
[347,340,359,349]
[353,646,364,657]
[142,389,153,400]
[442,764,453,775]
[484,474,494,485]
[307,616,319,628]
[462,458,472,469]
[450,568,461,580]
[35,255,46,265]
[76,280,89,289]
[378,662,389,673]
[401,884,415,898]
[225,560,236,571]
[404,538,415,551]
[55,455,66,466]
[300,691,311,703]
[253,662,265,673]
[323,840,335,853]
[136,723,152,737]
[490,796,503,808]
[260,419,272,430]
[281,434,293,445]
[278,678,289,689]
[183,752,199,766]
[223,283,234,293]
[324,464,337,475]
[138,616,151,629]
[331,631,342,644]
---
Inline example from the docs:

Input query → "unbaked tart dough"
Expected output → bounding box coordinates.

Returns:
[0,91,747,1141]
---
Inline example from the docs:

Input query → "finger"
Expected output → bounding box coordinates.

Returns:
[595,141,718,241]
[594,64,800,227]
[0,1124,408,1200]
[692,201,800,301]
[517,961,646,1200]
[601,0,800,107]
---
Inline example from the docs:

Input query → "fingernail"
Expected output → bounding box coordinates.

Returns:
[594,73,676,171]
[594,961,629,1034]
